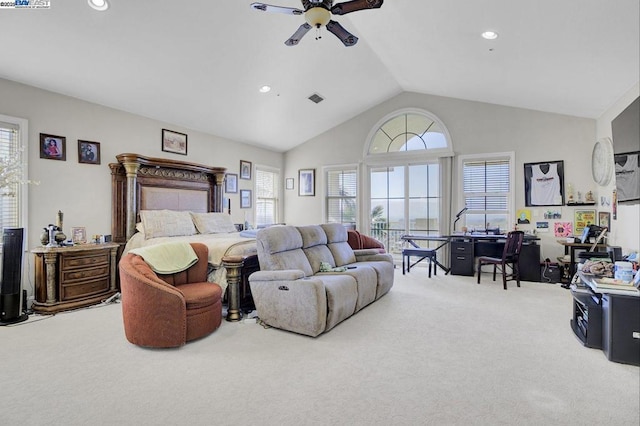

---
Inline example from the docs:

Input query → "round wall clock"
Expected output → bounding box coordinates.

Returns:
[591,137,614,186]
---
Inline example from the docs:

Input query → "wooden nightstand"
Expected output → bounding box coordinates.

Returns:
[31,243,119,314]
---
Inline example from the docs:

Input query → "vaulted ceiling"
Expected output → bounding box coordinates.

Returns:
[1,1,638,152]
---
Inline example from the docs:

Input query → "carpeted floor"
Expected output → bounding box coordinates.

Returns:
[2,270,638,425]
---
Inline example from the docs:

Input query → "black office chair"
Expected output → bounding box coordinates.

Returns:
[476,231,525,290]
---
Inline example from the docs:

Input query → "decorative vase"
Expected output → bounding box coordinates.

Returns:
[40,228,49,246]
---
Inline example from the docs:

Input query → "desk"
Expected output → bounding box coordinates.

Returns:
[401,235,450,274]
[556,240,607,284]
[448,234,541,280]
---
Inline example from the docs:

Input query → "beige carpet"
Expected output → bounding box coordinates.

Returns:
[2,271,638,426]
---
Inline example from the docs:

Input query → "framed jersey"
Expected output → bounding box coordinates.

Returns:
[614,152,640,203]
[524,160,565,207]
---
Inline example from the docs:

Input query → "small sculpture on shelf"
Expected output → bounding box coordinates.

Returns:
[585,191,594,203]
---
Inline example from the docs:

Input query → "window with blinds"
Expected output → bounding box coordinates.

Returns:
[326,168,357,226]
[255,167,279,226]
[462,158,511,232]
[0,122,21,235]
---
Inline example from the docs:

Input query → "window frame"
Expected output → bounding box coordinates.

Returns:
[323,164,359,228]
[457,152,515,233]
[254,165,280,227]
[0,114,30,244]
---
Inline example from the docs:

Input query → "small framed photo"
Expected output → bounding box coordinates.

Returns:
[162,129,188,155]
[298,168,315,196]
[286,178,294,190]
[225,173,238,193]
[71,227,87,244]
[598,211,611,231]
[78,140,101,164]
[40,133,66,161]
[240,189,252,208]
[240,160,252,180]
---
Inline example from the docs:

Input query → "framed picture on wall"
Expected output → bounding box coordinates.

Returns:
[524,160,565,206]
[598,211,611,231]
[240,189,252,208]
[298,169,315,196]
[614,151,639,203]
[225,173,238,193]
[240,160,252,180]
[574,209,596,235]
[78,140,101,164]
[285,178,294,190]
[162,129,187,155]
[40,133,66,161]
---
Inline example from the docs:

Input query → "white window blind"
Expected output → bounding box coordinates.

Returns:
[0,122,20,234]
[255,167,279,226]
[326,169,357,226]
[462,158,510,231]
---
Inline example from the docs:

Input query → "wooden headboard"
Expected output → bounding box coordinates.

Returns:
[109,153,227,245]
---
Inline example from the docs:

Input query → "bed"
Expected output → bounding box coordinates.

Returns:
[109,153,260,314]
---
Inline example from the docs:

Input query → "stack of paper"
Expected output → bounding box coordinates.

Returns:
[593,277,638,292]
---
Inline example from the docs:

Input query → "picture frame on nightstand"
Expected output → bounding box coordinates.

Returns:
[71,227,86,244]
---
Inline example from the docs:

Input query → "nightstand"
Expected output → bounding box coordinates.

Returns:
[31,243,119,314]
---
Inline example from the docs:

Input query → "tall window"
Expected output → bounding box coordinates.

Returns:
[0,115,29,260]
[460,154,513,233]
[325,167,357,227]
[255,166,279,227]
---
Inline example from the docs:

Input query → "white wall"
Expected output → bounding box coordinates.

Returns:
[0,77,283,296]
[285,91,598,261]
[596,83,640,254]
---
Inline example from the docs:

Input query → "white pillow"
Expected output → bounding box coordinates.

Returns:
[190,212,237,234]
[140,210,197,239]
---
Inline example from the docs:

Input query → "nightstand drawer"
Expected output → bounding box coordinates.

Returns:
[61,277,110,300]
[60,251,110,270]
[61,264,110,283]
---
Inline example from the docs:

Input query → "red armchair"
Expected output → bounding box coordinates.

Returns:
[119,243,222,348]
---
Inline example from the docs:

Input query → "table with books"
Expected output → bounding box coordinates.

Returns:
[570,271,639,366]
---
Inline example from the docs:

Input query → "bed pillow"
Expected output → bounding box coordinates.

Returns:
[140,210,197,239]
[190,212,237,234]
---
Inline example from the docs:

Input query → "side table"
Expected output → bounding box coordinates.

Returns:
[31,243,119,314]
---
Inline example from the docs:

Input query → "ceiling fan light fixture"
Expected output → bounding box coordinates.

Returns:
[88,0,109,11]
[305,7,331,27]
[259,85,272,93]
[481,31,498,40]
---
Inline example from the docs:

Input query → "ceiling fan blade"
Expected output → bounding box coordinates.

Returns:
[326,20,358,46]
[250,2,304,15]
[331,0,383,15]
[285,23,312,46]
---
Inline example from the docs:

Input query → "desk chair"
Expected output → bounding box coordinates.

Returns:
[476,231,524,290]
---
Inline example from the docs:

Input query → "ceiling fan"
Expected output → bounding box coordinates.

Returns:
[250,0,383,47]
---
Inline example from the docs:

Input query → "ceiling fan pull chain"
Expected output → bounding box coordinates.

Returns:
[315,25,322,40]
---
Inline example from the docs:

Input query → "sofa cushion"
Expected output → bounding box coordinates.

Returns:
[298,225,328,247]
[322,223,357,266]
[318,274,358,331]
[256,226,314,276]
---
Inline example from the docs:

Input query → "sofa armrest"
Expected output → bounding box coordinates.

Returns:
[249,269,306,282]
[354,251,394,263]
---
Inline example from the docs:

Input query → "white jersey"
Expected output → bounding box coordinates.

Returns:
[530,163,562,205]
[615,154,639,201]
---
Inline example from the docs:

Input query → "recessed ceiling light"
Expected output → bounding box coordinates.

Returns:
[259,85,271,93]
[481,31,498,40]
[88,0,109,11]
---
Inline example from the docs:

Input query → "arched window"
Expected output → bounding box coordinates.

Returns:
[368,111,450,155]
[363,109,453,255]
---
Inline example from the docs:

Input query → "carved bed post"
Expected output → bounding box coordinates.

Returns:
[214,173,225,213]
[222,255,244,322]
[122,161,140,240]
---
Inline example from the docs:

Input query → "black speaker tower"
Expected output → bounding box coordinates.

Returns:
[0,228,28,325]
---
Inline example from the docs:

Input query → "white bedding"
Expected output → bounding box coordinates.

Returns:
[123,232,257,294]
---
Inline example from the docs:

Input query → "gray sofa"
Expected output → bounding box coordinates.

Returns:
[248,223,394,337]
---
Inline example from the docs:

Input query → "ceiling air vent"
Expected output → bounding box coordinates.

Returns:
[308,93,324,104]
